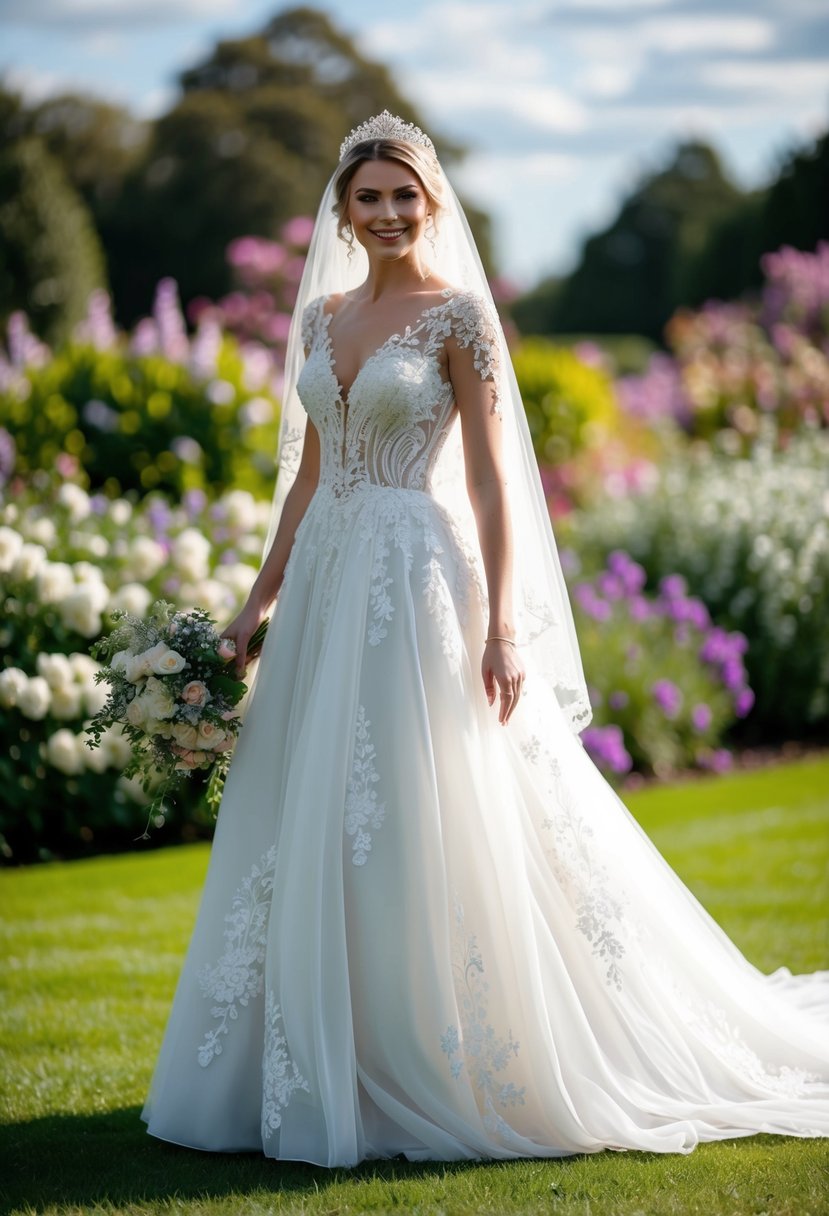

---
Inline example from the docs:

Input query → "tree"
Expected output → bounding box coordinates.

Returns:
[105,6,493,324]
[0,136,106,344]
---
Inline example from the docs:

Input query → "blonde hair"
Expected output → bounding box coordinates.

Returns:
[332,139,446,248]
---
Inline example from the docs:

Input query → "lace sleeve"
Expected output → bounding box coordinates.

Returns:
[447,292,502,417]
[301,297,319,353]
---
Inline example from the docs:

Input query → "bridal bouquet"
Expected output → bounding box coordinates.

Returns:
[85,599,268,837]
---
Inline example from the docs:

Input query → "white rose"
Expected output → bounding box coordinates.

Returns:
[36,652,76,691]
[49,684,83,720]
[128,536,166,581]
[73,561,107,586]
[108,582,153,619]
[45,728,84,774]
[149,647,187,675]
[222,489,259,530]
[58,581,110,638]
[171,722,200,750]
[0,666,28,708]
[110,649,133,676]
[213,562,257,600]
[36,561,75,604]
[27,517,57,547]
[125,695,148,726]
[57,483,91,522]
[111,500,133,526]
[12,542,47,581]
[101,726,133,767]
[171,528,210,581]
[129,640,170,680]
[0,526,23,573]
[82,735,110,773]
[143,716,174,739]
[140,675,176,719]
[68,652,100,683]
[18,675,52,720]
[82,680,109,716]
[189,577,232,617]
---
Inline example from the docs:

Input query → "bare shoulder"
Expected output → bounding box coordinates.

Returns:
[322,291,347,319]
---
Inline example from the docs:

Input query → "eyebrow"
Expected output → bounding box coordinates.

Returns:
[354,184,420,192]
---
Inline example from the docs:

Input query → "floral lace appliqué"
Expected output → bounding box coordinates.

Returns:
[344,704,386,866]
[521,735,629,990]
[440,891,526,1129]
[261,987,310,1136]
[197,844,276,1066]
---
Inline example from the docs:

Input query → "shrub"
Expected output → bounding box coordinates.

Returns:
[568,549,753,782]
[0,283,280,499]
[562,426,829,740]
[0,472,270,862]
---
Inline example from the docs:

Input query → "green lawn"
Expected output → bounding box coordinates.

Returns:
[2,755,828,1216]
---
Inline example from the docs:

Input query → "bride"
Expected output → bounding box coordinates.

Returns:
[140,111,829,1166]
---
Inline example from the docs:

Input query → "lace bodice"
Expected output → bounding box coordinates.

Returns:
[296,287,501,497]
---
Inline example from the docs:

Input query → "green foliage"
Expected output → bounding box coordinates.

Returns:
[689,128,829,306]
[1,330,280,498]
[511,337,619,465]
[97,6,492,324]
[563,430,829,741]
[0,137,106,344]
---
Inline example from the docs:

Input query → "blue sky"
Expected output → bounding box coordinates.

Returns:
[2,0,828,289]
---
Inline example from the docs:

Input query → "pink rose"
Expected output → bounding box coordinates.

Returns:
[220,708,240,721]
[181,679,210,707]
[216,638,237,661]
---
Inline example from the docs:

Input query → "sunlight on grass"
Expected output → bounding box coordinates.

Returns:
[1,755,827,1215]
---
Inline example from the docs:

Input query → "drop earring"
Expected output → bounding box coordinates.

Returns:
[426,215,437,253]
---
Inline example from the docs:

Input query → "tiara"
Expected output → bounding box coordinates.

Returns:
[339,110,437,162]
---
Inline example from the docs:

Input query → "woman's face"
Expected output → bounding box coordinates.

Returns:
[346,159,431,260]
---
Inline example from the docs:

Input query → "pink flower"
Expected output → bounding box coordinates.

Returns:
[181,679,210,706]
[216,638,237,662]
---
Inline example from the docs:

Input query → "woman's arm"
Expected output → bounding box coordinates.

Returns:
[447,329,526,725]
[220,419,320,675]
[248,421,320,614]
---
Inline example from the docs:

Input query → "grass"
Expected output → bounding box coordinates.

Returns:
[1,754,828,1216]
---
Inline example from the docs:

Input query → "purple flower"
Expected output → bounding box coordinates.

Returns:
[607,550,647,595]
[691,703,712,732]
[183,488,207,517]
[608,690,629,710]
[734,687,755,718]
[674,624,691,645]
[597,571,626,600]
[651,678,683,719]
[74,289,117,350]
[627,595,651,621]
[659,574,688,600]
[582,724,633,775]
[574,583,612,621]
[701,748,733,773]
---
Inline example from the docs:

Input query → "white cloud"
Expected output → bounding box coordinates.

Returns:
[702,58,829,99]
[2,0,230,30]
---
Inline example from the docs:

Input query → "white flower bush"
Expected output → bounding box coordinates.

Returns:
[564,427,829,736]
[0,474,270,861]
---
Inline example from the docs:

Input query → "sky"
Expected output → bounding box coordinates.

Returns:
[2,0,828,290]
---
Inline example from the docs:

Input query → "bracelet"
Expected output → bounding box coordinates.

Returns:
[485,635,517,648]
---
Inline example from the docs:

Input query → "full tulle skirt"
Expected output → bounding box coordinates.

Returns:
[140,483,829,1166]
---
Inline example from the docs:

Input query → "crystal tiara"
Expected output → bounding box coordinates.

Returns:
[339,110,437,162]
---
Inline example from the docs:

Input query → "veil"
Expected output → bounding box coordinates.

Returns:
[257,114,593,737]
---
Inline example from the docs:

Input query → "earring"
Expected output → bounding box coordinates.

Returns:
[426,215,438,253]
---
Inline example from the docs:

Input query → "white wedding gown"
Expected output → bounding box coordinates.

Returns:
[141,288,829,1166]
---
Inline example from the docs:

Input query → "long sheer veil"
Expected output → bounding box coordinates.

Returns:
[257,117,593,737]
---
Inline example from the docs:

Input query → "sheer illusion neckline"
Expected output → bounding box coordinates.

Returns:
[320,287,457,405]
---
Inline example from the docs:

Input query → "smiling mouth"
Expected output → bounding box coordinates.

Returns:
[372,228,408,241]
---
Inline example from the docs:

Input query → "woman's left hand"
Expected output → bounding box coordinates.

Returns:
[482,639,526,726]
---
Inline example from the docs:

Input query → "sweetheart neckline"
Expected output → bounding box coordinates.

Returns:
[318,287,458,406]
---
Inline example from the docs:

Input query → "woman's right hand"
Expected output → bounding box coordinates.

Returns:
[219,599,269,678]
